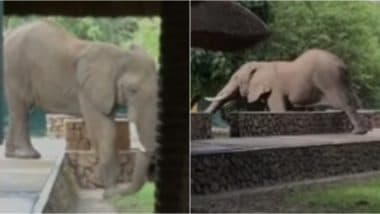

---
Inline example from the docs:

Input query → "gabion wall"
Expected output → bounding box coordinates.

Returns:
[227,110,378,137]
[191,113,212,140]
[191,140,380,196]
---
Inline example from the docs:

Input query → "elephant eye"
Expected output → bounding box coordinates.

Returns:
[129,88,138,95]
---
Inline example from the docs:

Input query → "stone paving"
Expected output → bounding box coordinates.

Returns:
[0,138,65,213]
[71,189,116,213]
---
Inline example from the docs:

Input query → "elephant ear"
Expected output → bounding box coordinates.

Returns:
[237,62,259,97]
[76,46,116,115]
[247,68,273,103]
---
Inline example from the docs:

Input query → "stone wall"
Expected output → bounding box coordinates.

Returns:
[191,140,380,196]
[64,118,131,151]
[228,110,379,137]
[66,151,135,188]
[191,113,212,140]
[46,114,135,188]
[47,114,75,138]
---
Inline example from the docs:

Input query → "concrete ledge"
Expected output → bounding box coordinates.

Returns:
[42,157,79,212]
[191,129,380,195]
[33,140,66,213]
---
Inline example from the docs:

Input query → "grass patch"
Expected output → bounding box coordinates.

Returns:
[111,183,155,213]
[284,178,380,212]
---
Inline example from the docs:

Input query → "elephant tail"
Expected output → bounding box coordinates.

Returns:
[352,91,363,109]
[342,66,362,108]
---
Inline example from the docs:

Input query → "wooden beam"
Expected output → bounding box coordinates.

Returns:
[4,1,160,16]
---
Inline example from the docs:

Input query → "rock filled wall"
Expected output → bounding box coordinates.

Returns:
[46,114,135,188]
[191,140,380,196]
[191,113,212,140]
[190,110,380,139]
[228,111,376,137]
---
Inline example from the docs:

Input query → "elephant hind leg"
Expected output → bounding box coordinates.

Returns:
[322,89,368,134]
[5,88,40,158]
[79,94,120,187]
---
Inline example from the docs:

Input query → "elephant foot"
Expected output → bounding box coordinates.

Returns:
[103,185,123,199]
[103,183,138,199]
[5,144,41,159]
[351,127,368,135]
[95,161,120,188]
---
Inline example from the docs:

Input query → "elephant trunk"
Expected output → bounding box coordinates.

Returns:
[124,84,159,194]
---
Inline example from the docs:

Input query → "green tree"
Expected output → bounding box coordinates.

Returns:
[192,1,380,109]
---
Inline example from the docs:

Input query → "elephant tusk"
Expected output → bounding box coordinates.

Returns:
[205,96,225,102]
[129,122,146,152]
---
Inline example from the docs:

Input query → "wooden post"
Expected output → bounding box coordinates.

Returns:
[0,1,4,144]
[155,2,189,213]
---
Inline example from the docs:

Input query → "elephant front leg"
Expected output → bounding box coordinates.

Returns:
[79,95,120,187]
[267,91,286,112]
[104,102,158,198]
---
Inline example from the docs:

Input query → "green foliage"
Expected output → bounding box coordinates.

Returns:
[111,182,155,213]
[3,16,160,136]
[4,16,160,61]
[192,1,380,108]
[284,177,380,212]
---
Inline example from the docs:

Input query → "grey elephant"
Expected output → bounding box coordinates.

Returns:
[205,49,368,134]
[4,20,159,197]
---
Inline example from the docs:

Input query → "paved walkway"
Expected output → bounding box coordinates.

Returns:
[192,128,380,155]
[72,189,116,213]
[0,138,65,213]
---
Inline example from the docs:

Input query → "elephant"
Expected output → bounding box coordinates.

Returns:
[4,20,159,197]
[205,49,368,135]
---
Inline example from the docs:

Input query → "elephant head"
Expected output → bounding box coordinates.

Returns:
[245,62,276,103]
[205,62,276,113]
[77,44,159,195]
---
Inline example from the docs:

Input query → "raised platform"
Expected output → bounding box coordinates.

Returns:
[192,129,380,196]
[0,138,65,213]
[227,110,379,137]
[191,110,380,139]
